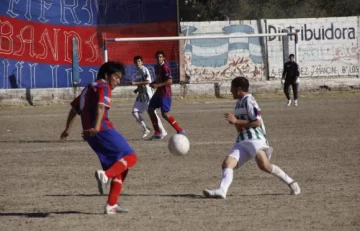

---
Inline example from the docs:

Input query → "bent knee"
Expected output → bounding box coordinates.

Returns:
[222,156,238,169]
[256,159,272,172]
[255,152,272,172]
[161,112,169,119]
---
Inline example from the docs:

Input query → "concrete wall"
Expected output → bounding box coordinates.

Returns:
[1,78,359,105]
[266,17,360,78]
[180,16,360,83]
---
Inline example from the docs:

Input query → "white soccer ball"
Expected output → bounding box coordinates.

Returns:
[168,134,190,156]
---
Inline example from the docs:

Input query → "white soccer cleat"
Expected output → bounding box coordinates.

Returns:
[105,204,129,215]
[95,170,108,195]
[287,100,292,106]
[289,182,301,195]
[203,188,226,199]
[142,128,151,138]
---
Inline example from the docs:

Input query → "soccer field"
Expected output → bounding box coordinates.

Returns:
[0,93,359,231]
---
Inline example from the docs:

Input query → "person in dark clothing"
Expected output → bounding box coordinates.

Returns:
[281,54,300,106]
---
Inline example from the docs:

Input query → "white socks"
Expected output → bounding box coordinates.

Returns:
[132,111,144,124]
[154,110,166,134]
[133,111,166,133]
[271,164,294,185]
[132,112,148,130]
[217,165,294,195]
[219,168,234,194]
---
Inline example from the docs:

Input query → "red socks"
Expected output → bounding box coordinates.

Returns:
[166,116,183,133]
[105,154,137,206]
[107,174,123,205]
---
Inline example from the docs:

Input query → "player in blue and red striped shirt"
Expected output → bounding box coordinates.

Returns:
[148,50,184,139]
[60,61,137,215]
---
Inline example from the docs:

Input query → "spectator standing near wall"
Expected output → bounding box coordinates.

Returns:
[281,54,300,106]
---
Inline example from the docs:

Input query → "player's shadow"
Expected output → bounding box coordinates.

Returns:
[46,193,204,199]
[0,140,84,144]
[0,211,95,218]
[45,192,287,199]
[121,193,286,198]
[232,192,287,197]
[46,194,101,197]
[121,193,204,199]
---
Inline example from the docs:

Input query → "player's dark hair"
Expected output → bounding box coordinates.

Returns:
[155,50,166,58]
[97,61,125,80]
[289,54,295,58]
[231,76,249,92]
[133,56,143,63]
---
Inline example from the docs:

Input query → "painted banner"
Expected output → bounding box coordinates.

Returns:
[0,0,178,89]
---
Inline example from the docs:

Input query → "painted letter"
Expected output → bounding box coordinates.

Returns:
[0,21,14,54]
[14,25,36,57]
[60,0,81,25]
[6,0,20,18]
[37,28,60,61]
[38,0,53,23]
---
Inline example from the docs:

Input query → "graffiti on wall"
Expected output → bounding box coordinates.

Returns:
[180,23,265,83]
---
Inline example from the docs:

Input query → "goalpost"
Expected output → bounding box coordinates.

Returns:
[103,32,299,84]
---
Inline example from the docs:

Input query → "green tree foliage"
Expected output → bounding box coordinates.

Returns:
[179,0,360,21]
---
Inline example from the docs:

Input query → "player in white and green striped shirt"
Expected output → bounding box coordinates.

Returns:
[131,56,167,138]
[203,77,300,199]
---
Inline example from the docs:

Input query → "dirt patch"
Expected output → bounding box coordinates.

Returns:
[0,93,359,231]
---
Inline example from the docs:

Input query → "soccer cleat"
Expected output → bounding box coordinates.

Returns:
[150,133,165,140]
[95,170,108,195]
[289,181,301,195]
[294,100,298,107]
[287,100,292,106]
[142,128,151,138]
[105,204,129,215]
[203,188,226,199]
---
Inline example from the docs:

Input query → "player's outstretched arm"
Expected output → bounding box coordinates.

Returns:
[132,80,150,86]
[60,109,78,140]
[150,79,172,88]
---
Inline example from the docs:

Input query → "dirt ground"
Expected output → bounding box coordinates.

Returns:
[0,92,359,231]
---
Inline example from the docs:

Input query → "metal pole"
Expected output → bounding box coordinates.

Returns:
[108,33,296,42]
[176,0,180,35]
[103,39,108,63]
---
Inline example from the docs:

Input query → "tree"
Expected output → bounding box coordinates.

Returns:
[179,0,360,21]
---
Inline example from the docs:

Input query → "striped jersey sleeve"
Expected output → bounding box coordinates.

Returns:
[245,96,262,121]
[97,84,111,108]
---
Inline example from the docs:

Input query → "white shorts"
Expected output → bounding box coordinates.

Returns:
[132,100,149,113]
[227,140,273,167]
